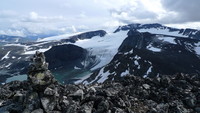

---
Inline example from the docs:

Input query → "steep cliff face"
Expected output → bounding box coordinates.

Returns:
[0,52,200,113]
[44,44,88,70]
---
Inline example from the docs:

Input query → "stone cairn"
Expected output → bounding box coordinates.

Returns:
[28,51,57,91]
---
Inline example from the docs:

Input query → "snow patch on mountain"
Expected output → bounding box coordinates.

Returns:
[5,63,12,68]
[121,70,129,77]
[194,47,200,55]
[134,60,139,65]
[1,51,11,60]
[143,66,152,78]
[74,66,81,70]
[87,67,111,84]
[24,47,52,55]
[96,69,111,83]
[4,44,28,47]
[147,44,161,52]
[158,37,176,44]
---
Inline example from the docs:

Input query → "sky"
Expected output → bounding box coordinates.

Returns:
[0,0,200,37]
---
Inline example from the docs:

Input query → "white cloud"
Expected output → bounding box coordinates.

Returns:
[0,10,18,18]
[0,11,94,36]
[0,29,25,37]
[30,12,38,20]
[0,0,200,37]
[166,22,200,29]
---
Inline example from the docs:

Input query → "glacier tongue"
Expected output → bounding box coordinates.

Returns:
[74,31,128,70]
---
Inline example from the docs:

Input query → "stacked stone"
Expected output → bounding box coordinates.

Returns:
[28,51,56,91]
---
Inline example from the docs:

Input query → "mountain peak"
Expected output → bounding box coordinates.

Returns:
[127,29,141,36]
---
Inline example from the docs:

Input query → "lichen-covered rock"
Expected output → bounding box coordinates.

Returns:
[41,97,56,112]
[23,91,41,112]
[31,108,44,113]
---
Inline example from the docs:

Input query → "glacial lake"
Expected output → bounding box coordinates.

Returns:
[52,69,92,84]
[6,74,27,83]
[2,69,91,84]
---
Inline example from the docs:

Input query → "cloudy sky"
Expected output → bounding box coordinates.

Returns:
[0,0,200,36]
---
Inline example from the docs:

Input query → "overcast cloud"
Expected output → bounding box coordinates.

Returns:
[0,0,200,36]
[161,0,200,23]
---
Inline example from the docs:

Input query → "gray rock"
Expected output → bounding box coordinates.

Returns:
[184,97,196,108]
[195,107,200,112]
[65,104,77,113]
[23,92,40,111]
[113,107,125,113]
[49,111,62,113]
[63,96,70,106]
[142,84,150,90]
[41,97,56,112]
[44,87,55,96]
[70,89,84,100]
[79,103,93,113]
[176,105,190,113]
[31,108,44,113]
[96,100,109,113]
[13,90,25,103]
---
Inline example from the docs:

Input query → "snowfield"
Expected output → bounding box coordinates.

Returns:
[138,28,188,37]
[158,37,176,44]
[37,32,84,42]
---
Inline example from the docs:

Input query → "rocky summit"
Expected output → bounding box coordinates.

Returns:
[0,52,200,113]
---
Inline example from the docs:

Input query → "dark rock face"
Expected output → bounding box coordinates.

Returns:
[44,44,88,70]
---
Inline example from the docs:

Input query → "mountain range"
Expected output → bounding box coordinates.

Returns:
[1,23,200,84]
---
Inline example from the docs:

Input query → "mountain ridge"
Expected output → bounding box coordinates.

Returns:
[83,29,200,84]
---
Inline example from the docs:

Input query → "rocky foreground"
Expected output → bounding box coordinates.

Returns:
[0,52,200,113]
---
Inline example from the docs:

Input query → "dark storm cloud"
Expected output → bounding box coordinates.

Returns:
[161,0,200,23]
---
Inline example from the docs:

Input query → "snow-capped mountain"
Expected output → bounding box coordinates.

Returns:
[1,23,200,84]
[0,35,31,45]
[114,23,200,39]
[83,29,200,84]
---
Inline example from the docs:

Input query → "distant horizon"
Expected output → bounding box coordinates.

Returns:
[0,0,200,37]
